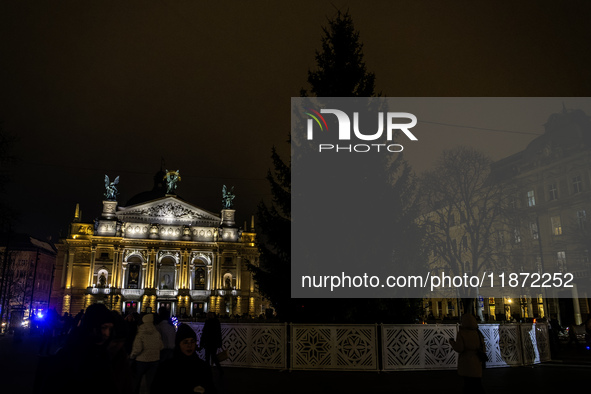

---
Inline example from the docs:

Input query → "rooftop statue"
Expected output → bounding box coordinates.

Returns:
[164,169,181,194]
[222,185,235,209]
[104,175,120,200]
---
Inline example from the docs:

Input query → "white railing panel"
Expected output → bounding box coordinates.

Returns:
[480,324,520,368]
[382,324,457,371]
[520,323,551,364]
[181,322,548,372]
[186,322,287,369]
[291,324,378,371]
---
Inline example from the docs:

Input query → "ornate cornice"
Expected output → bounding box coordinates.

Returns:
[190,251,213,265]
[123,249,147,261]
[158,250,180,261]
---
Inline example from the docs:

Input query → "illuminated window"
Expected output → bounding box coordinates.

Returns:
[527,190,536,207]
[551,215,562,236]
[573,175,583,194]
[548,184,558,201]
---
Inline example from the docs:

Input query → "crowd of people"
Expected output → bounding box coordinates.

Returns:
[33,305,223,394]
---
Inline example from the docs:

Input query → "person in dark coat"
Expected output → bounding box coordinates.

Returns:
[449,313,486,393]
[199,312,223,372]
[36,303,133,394]
[152,323,217,394]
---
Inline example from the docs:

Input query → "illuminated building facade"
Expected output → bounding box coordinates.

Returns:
[51,170,263,317]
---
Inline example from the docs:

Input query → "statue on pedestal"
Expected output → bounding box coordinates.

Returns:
[164,170,181,194]
[104,175,120,200]
[222,185,235,209]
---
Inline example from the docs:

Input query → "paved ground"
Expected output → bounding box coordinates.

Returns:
[1,332,589,394]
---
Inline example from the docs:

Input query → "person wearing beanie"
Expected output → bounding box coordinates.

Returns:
[152,323,217,394]
[130,313,163,394]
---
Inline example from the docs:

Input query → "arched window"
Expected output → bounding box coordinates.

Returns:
[97,268,108,288]
[194,266,206,290]
[223,273,233,290]
[126,256,142,289]
[159,256,176,290]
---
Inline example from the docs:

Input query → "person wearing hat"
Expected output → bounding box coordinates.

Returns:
[152,323,217,394]
[130,313,163,394]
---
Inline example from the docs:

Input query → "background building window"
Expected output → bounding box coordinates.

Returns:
[513,228,521,244]
[556,251,566,272]
[548,184,558,201]
[551,215,562,235]
[573,175,583,193]
[577,210,587,229]
[530,222,539,239]
[527,190,536,207]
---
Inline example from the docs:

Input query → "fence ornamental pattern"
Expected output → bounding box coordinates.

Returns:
[291,325,378,370]
[187,322,550,371]
[188,322,287,369]
[382,324,457,370]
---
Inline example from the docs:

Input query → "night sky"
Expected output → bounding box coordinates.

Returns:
[1,1,591,242]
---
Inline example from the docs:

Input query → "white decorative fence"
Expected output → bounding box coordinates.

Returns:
[291,324,378,371]
[185,322,550,371]
[382,324,457,371]
[187,322,288,369]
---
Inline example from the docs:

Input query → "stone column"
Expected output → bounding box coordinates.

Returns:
[207,265,213,291]
[152,250,160,289]
[527,296,534,319]
[121,262,128,289]
[141,263,148,289]
[249,296,255,316]
[66,250,75,290]
[113,247,123,288]
[182,250,190,289]
[213,253,221,290]
[236,296,242,315]
[88,246,97,287]
[236,255,242,290]
[572,285,582,325]
[175,254,181,290]
[148,248,157,289]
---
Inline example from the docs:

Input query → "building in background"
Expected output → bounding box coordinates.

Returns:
[423,107,591,326]
[51,169,265,318]
[0,233,56,331]
[492,106,591,326]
